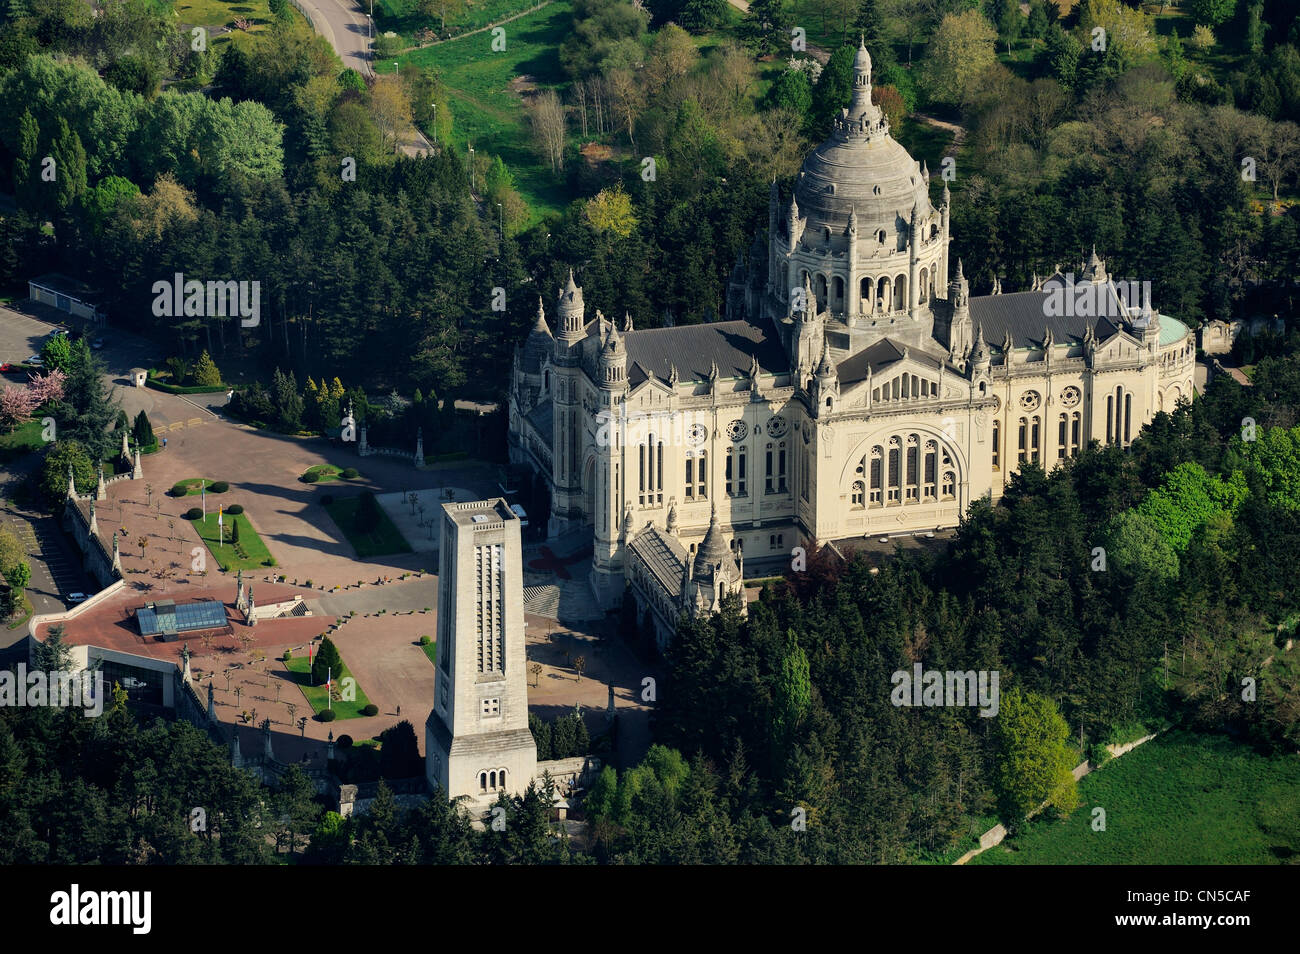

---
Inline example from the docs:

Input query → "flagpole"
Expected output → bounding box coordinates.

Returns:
[327,666,332,711]
[202,483,206,520]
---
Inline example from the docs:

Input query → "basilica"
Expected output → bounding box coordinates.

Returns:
[508,40,1196,649]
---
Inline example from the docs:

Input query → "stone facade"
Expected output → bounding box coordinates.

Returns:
[425,499,537,811]
[508,40,1196,633]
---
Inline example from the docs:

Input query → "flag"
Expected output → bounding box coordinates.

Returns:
[217,505,223,544]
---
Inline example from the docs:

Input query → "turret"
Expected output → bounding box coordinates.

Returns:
[945,258,972,359]
[812,345,839,416]
[556,269,585,346]
[599,322,627,389]
[787,195,805,248]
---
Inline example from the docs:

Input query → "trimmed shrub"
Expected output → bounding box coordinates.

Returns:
[302,471,320,483]
[318,709,337,722]
[340,467,359,479]
[263,558,277,567]
[361,703,378,716]
[419,634,432,646]
[170,482,188,497]
[283,648,292,661]
[226,504,244,515]
[210,480,229,493]
[184,507,203,520]
[337,734,353,748]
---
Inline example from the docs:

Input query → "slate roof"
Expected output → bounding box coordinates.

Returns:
[621,318,790,387]
[836,339,958,385]
[627,526,688,601]
[969,282,1123,351]
[524,401,552,448]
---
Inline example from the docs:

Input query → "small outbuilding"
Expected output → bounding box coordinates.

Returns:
[130,368,147,388]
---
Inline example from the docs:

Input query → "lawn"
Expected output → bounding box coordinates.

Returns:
[971,731,1300,865]
[188,511,276,572]
[0,419,45,460]
[171,477,220,497]
[323,495,413,558]
[284,654,373,720]
[420,639,437,666]
[395,0,573,222]
[302,464,359,482]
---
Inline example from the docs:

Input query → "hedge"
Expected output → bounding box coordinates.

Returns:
[337,735,354,748]
[209,481,229,493]
[170,483,188,496]
[340,467,359,479]
[226,504,244,515]
[360,703,378,716]
[146,376,227,395]
[184,507,203,520]
[318,709,337,722]
[303,471,320,483]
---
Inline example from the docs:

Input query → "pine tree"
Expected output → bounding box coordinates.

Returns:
[311,635,343,685]
[14,110,39,216]
[193,350,222,386]
[132,410,155,449]
[55,341,116,462]
[231,517,240,544]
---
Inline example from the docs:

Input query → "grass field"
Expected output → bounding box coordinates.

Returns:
[375,0,547,44]
[395,0,573,221]
[420,639,437,666]
[971,731,1300,865]
[323,495,413,558]
[188,512,275,572]
[284,654,373,719]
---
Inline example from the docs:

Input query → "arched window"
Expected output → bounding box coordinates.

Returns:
[543,371,550,391]
[860,276,872,312]
[992,419,1001,470]
[480,772,488,793]
[894,274,907,311]
[851,481,865,508]
[942,471,956,499]
[1018,416,1028,464]
[1058,413,1068,460]
[905,434,920,502]
[1030,415,1041,463]
[923,440,937,500]
[499,768,507,789]
[887,437,901,503]
[489,770,497,790]
[1070,412,1081,457]
[832,275,844,308]
[869,446,883,504]
[816,274,828,309]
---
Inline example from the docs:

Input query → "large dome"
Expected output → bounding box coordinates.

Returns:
[791,38,931,236]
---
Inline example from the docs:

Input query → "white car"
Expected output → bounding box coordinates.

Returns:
[23,355,42,366]
[66,592,87,604]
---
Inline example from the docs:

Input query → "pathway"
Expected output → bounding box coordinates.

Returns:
[912,112,966,161]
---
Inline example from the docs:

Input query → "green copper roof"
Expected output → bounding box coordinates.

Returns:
[1158,314,1190,346]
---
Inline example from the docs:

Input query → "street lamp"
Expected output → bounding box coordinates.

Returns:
[468,145,475,192]
[367,13,372,40]
[431,102,437,145]
[497,202,503,237]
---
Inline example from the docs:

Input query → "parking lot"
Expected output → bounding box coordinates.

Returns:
[0,508,94,646]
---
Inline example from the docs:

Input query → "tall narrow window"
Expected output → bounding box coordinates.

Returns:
[923,441,937,500]
[1058,414,1068,460]
[869,447,883,505]
[887,439,901,503]
[697,451,707,499]
[656,439,664,503]
[1106,395,1114,444]
[765,443,774,494]
[778,442,788,493]
[639,442,646,506]
[800,449,809,502]
[992,419,1001,470]
[1070,412,1081,457]
[1031,415,1041,463]
[905,437,919,502]
[685,457,695,499]
[725,447,734,496]
[1018,417,1028,464]
[851,481,865,507]
[1124,393,1132,445]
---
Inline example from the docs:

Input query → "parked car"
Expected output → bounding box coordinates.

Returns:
[22,355,42,366]
[66,592,88,605]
